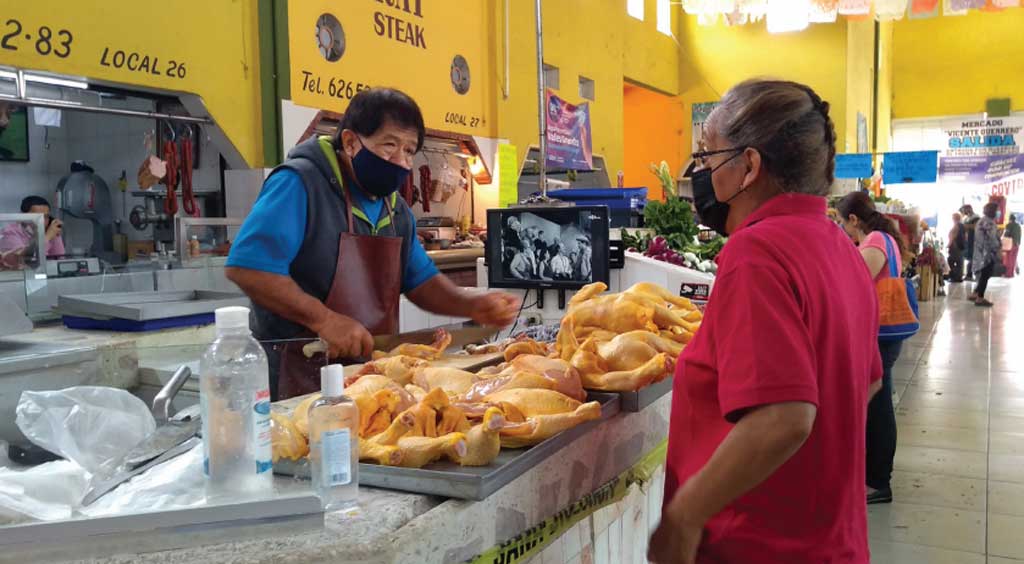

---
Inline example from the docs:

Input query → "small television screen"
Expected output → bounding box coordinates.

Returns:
[487,205,609,290]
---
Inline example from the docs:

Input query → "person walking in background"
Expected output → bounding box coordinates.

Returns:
[961,205,980,281]
[970,202,1002,307]
[837,191,909,505]
[1002,213,1020,278]
[947,212,966,283]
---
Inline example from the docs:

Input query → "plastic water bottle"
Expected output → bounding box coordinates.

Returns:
[308,364,359,512]
[200,306,273,503]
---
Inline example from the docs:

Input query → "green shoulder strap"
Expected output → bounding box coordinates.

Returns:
[316,136,397,235]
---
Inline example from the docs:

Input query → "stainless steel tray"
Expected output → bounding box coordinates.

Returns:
[57,290,248,321]
[613,377,674,412]
[274,392,620,500]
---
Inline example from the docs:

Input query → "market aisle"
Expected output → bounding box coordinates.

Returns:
[868,276,1024,564]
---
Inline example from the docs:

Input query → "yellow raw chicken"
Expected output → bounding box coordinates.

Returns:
[454,407,505,467]
[595,331,684,371]
[358,438,403,466]
[372,329,452,361]
[270,412,308,462]
[483,389,602,448]
[502,339,550,362]
[395,432,467,468]
[461,354,586,402]
[352,355,428,386]
[412,366,481,397]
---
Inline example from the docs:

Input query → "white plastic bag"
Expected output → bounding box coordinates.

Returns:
[15,386,156,477]
[0,460,90,524]
[80,442,205,518]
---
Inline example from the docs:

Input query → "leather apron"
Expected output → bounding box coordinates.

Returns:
[277,174,402,400]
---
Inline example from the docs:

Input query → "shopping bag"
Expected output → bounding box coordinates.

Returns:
[877,234,920,341]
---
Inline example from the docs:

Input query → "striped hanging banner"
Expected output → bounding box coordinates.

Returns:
[876,0,909,19]
[837,0,871,14]
[810,0,840,21]
[943,0,970,14]
[910,0,940,13]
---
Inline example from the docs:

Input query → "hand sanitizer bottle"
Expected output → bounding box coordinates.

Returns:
[309,364,360,512]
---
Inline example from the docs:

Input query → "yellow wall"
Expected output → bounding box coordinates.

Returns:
[495,0,681,182]
[876,21,895,152]
[676,16,851,157]
[0,0,265,167]
[845,20,875,154]
[893,9,1024,118]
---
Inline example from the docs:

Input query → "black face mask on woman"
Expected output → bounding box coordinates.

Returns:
[686,148,748,237]
[350,139,412,198]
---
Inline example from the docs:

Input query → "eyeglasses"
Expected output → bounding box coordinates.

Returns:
[690,147,745,168]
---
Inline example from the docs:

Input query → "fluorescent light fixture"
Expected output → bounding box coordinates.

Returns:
[24,74,88,89]
[767,0,810,32]
[0,70,87,89]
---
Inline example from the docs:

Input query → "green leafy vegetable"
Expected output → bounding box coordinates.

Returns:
[644,162,700,252]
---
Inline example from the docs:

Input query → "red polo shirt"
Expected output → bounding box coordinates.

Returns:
[664,193,881,563]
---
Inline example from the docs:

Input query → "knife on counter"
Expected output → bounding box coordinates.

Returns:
[301,323,500,359]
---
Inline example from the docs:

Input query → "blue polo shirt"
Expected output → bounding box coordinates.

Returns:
[227,170,438,293]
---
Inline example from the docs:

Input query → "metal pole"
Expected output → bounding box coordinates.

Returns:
[535,0,547,199]
[503,0,511,99]
[0,94,212,124]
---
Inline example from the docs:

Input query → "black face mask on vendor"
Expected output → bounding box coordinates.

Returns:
[351,139,412,198]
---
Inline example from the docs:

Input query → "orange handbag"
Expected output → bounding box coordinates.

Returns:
[877,234,920,341]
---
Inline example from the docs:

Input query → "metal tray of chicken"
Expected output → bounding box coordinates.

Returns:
[273,392,620,501]
[611,377,674,413]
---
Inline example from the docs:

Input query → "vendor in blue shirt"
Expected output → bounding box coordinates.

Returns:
[227,87,519,400]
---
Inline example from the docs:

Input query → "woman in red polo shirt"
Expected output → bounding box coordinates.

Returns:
[649,80,882,564]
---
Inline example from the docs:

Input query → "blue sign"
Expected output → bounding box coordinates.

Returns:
[835,154,873,179]
[882,151,939,184]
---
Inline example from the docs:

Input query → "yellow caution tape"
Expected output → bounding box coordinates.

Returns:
[466,439,669,564]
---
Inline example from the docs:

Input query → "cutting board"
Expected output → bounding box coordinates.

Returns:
[273,352,504,413]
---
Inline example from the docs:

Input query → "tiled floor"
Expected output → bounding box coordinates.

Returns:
[870,275,1024,563]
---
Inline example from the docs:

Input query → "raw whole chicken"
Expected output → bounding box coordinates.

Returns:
[454,407,505,466]
[372,329,452,361]
[552,282,703,390]
[270,412,308,462]
[412,366,482,397]
[502,339,551,362]
[394,433,467,468]
[483,388,602,448]
[461,355,586,402]
[351,355,428,386]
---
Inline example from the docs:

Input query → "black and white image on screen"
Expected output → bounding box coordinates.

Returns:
[500,212,593,283]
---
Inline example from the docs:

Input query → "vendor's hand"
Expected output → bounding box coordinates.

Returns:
[469,292,520,327]
[312,311,374,360]
[45,219,62,242]
[648,492,705,564]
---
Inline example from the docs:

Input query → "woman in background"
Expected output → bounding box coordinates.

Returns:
[971,202,1002,307]
[837,191,907,504]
